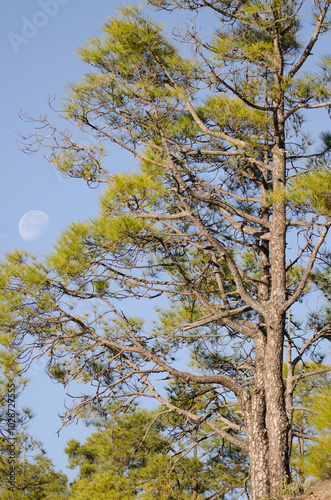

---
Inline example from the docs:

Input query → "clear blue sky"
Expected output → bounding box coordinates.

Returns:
[1,0,331,482]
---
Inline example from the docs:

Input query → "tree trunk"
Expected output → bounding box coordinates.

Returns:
[265,324,291,495]
[242,318,290,498]
[243,390,270,500]
[243,373,290,498]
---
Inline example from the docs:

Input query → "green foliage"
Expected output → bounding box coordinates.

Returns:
[47,221,91,278]
[284,362,331,481]
[51,144,106,182]
[296,384,331,480]
[63,3,198,132]
[286,167,331,216]
[66,407,240,499]
[0,433,68,499]
[203,95,266,140]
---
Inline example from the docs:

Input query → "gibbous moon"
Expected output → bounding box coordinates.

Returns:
[18,210,49,241]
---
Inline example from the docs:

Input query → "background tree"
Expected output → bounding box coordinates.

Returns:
[299,383,331,480]
[0,432,68,500]
[66,406,247,499]
[282,361,331,483]
[1,1,331,498]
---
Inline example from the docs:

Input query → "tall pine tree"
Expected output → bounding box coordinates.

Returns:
[1,1,331,497]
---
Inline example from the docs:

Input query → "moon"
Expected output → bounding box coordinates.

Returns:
[18,210,49,241]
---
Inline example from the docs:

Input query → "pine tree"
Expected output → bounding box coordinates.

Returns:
[283,362,331,482]
[66,407,247,499]
[0,432,68,499]
[1,1,331,498]
[301,383,331,480]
